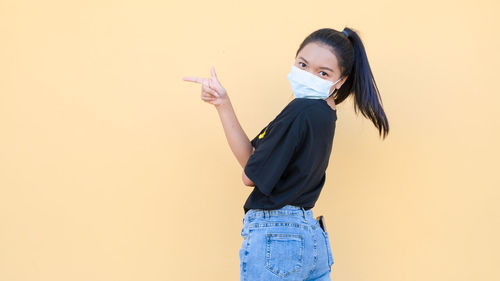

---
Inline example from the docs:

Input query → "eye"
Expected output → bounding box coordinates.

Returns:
[298,62,307,68]
[320,71,329,77]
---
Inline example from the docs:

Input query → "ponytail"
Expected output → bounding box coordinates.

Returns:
[342,27,389,139]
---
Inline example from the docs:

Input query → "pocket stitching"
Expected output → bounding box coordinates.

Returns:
[264,233,304,278]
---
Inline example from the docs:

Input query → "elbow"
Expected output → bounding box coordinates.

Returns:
[242,147,256,186]
[242,170,255,186]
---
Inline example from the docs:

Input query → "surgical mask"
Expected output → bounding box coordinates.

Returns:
[287,64,343,100]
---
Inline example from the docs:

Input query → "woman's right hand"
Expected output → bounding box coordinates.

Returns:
[183,66,230,107]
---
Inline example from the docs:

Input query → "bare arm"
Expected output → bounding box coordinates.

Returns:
[215,100,254,168]
[242,151,255,186]
[216,100,256,186]
[183,66,255,186]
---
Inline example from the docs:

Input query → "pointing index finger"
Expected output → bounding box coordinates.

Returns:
[182,76,203,83]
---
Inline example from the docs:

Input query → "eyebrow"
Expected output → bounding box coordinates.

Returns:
[298,56,335,73]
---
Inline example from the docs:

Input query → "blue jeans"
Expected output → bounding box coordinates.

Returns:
[240,205,334,281]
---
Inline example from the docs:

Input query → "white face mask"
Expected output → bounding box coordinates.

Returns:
[287,64,343,100]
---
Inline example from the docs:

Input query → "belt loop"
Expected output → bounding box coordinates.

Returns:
[264,210,269,219]
[301,207,307,222]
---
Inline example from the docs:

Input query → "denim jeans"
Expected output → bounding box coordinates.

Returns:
[240,205,334,281]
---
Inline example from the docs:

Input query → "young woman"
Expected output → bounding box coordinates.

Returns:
[183,27,389,281]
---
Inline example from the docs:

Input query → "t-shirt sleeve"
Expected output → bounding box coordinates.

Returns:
[250,122,270,148]
[244,113,305,196]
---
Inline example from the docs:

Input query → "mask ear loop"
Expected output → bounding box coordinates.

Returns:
[326,76,344,99]
[325,89,336,100]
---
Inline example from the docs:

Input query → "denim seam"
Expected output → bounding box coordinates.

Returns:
[247,222,311,231]
[308,230,319,277]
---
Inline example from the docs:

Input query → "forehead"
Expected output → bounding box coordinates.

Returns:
[297,42,340,71]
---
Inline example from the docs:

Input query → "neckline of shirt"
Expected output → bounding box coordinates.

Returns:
[294,98,336,112]
[318,99,337,112]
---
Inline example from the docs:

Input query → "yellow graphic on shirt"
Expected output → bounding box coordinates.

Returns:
[258,127,267,139]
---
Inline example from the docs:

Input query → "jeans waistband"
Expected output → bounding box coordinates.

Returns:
[244,205,314,222]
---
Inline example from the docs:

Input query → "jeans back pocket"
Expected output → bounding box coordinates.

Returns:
[265,233,304,278]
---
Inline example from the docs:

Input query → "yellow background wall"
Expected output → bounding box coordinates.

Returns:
[1,0,498,280]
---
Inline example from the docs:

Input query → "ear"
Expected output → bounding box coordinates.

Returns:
[340,75,349,87]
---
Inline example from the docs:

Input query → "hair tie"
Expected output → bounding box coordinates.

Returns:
[343,30,349,38]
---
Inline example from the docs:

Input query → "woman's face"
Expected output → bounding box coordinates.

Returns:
[294,42,347,93]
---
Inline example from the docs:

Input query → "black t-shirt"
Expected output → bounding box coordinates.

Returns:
[243,98,337,214]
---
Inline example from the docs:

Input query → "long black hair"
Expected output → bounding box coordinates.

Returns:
[295,27,389,139]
